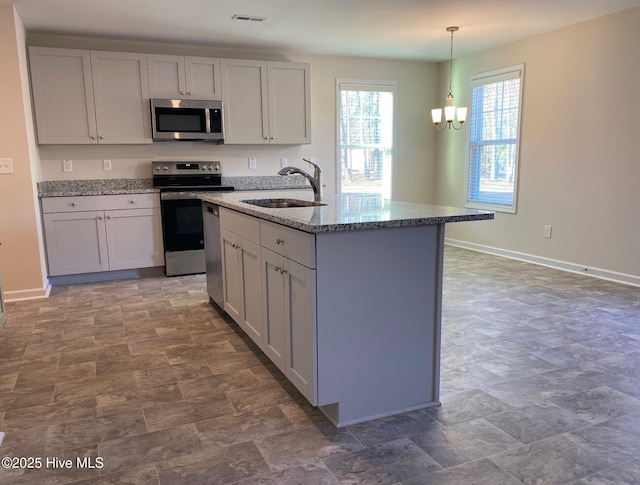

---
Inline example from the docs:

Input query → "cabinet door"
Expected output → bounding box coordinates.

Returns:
[261,247,286,370]
[221,59,269,144]
[221,228,243,322]
[104,208,164,270]
[284,259,317,404]
[43,211,109,275]
[90,51,152,144]
[147,54,186,99]
[185,57,221,100]
[238,236,263,344]
[28,47,98,144]
[268,62,311,144]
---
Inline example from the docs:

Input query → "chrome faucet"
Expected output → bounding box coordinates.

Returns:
[277,158,322,201]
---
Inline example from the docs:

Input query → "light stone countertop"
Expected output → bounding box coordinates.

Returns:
[38,179,157,197]
[200,189,494,233]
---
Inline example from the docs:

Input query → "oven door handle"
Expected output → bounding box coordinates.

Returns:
[160,191,202,201]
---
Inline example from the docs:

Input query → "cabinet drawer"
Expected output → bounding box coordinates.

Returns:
[260,220,315,268]
[220,208,260,243]
[41,193,159,213]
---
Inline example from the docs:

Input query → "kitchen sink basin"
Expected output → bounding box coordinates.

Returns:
[241,198,327,209]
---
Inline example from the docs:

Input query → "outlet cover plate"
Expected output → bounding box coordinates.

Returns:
[63,159,73,173]
[0,158,13,174]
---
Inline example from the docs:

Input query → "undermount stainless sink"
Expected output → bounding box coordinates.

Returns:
[241,198,327,209]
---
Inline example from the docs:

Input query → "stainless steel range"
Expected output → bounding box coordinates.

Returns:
[152,161,233,276]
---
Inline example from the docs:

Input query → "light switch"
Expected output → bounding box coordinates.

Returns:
[63,159,73,172]
[0,158,13,174]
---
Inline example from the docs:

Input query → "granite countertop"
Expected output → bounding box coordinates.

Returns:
[37,175,310,197]
[38,179,157,197]
[200,190,494,233]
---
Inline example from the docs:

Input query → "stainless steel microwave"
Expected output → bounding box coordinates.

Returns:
[150,99,224,141]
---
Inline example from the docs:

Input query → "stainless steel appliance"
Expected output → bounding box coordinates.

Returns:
[152,161,233,276]
[202,202,223,307]
[151,99,223,141]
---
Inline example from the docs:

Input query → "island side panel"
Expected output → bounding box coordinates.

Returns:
[315,223,445,426]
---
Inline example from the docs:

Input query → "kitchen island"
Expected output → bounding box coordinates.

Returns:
[200,190,493,427]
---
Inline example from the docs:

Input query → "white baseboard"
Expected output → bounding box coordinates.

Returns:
[445,238,640,288]
[4,282,51,302]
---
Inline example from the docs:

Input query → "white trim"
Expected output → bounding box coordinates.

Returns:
[5,283,51,302]
[445,238,640,288]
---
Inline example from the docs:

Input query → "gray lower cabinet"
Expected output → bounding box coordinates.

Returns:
[216,207,444,427]
[220,227,263,343]
[41,194,164,276]
[220,208,317,404]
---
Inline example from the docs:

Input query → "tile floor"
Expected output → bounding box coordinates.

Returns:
[0,246,639,484]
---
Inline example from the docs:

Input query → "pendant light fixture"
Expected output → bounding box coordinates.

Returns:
[432,26,467,131]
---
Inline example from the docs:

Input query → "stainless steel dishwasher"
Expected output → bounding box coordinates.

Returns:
[202,201,223,307]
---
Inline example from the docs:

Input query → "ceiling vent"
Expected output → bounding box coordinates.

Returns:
[232,14,267,22]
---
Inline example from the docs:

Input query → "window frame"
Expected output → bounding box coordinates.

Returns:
[335,78,396,198]
[465,64,525,214]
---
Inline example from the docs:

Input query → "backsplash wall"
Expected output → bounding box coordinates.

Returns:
[39,142,312,182]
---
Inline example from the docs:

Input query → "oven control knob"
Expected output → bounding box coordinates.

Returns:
[155,166,161,171]
[208,165,213,171]
[162,165,168,171]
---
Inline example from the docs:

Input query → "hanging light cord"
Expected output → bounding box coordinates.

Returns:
[448,27,455,95]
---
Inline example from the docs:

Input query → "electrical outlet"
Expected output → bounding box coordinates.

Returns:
[103,159,112,171]
[248,157,257,169]
[281,158,288,168]
[0,158,13,174]
[544,225,552,238]
[63,159,73,173]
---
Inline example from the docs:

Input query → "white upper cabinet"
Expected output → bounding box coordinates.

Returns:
[28,47,97,144]
[28,47,152,144]
[90,51,152,144]
[147,55,221,100]
[221,59,311,144]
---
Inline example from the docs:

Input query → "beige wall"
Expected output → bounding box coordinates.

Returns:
[31,34,437,202]
[0,5,47,299]
[435,8,640,280]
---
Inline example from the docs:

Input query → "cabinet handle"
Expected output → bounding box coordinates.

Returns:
[128,200,135,204]
[181,91,186,95]
[70,202,76,207]
[276,239,284,245]
[275,266,281,272]
[281,268,288,274]
[187,92,193,95]
[270,137,275,140]
[91,135,96,139]
[106,216,111,220]
[97,216,103,220]
[99,136,105,140]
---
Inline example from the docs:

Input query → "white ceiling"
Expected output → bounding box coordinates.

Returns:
[5,0,640,61]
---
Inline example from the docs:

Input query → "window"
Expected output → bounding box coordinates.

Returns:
[337,80,394,199]
[466,65,524,213]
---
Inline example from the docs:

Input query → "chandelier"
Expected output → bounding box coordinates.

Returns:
[431,26,467,131]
